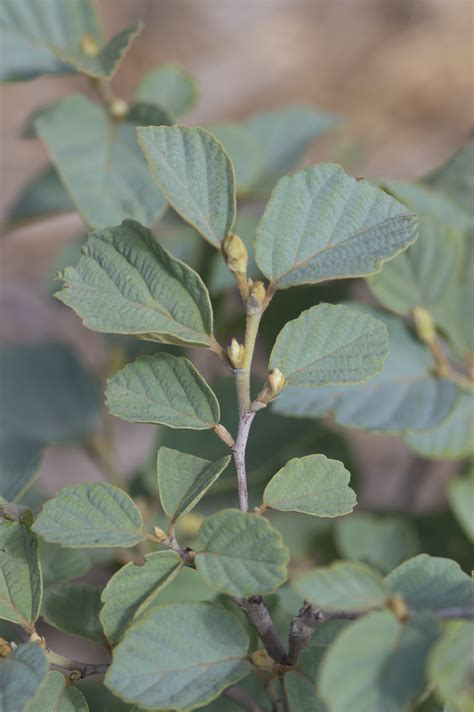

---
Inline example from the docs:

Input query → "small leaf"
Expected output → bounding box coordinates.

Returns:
[35,95,167,229]
[0,431,43,502]
[424,140,474,219]
[0,507,42,628]
[246,105,341,193]
[27,670,89,711]
[428,622,474,711]
[100,551,183,644]
[0,642,48,712]
[0,341,101,445]
[157,447,231,524]
[135,64,199,118]
[319,611,441,712]
[404,392,474,460]
[256,163,417,288]
[137,125,236,247]
[56,220,215,348]
[106,354,220,430]
[207,123,263,195]
[269,303,388,387]
[448,467,474,542]
[32,483,144,548]
[335,514,420,575]
[42,583,104,643]
[195,509,289,597]
[386,554,474,612]
[263,454,356,517]
[6,166,74,225]
[295,561,388,612]
[105,602,251,710]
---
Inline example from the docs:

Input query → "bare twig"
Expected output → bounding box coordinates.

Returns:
[46,648,109,678]
[224,684,266,712]
[232,408,256,512]
[236,596,289,666]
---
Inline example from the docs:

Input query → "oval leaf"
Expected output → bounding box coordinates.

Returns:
[106,354,220,429]
[27,670,89,712]
[207,123,263,195]
[135,64,199,119]
[255,163,417,288]
[100,551,183,644]
[428,622,474,711]
[105,602,250,710]
[270,304,388,387]
[137,126,236,247]
[32,483,144,548]
[295,561,389,612]
[42,583,104,643]
[263,454,356,517]
[56,220,214,348]
[157,447,231,524]
[0,431,43,503]
[195,509,289,597]
[0,643,48,712]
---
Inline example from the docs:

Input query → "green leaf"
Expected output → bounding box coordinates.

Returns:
[106,353,220,429]
[448,467,474,543]
[55,220,215,348]
[195,509,289,597]
[0,0,140,81]
[246,105,341,193]
[319,611,441,712]
[284,620,348,712]
[0,506,42,628]
[6,166,74,225]
[335,514,421,575]
[0,431,43,502]
[207,124,263,195]
[255,163,417,288]
[269,303,388,387]
[137,125,236,247]
[28,671,89,711]
[386,554,474,612]
[295,561,388,612]
[263,454,356,517]
[32,483,144,548]
[273,308,458,432]
[35,95,167,229]
[428,622,474,712]
[424,140,474,218]
[157,448,231,524]
[404,392,474,460]
[0,642,48,712]
[105,602,251,710]
[39,541,93,589]
[368,218,462,314]
[135,64,199,118]
[42,583,104,643]
[100,551,183,644]
[0,341,101,445]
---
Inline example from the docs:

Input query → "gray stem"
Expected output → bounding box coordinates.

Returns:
[237,595,289,665]
[232,409,255,512]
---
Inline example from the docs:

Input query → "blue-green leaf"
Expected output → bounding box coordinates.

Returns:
[135,64,199,118]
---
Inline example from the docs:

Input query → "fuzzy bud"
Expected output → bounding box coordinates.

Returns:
[222,233,248,274]
[268,367,286,394]
[249,280,266,305]
[153,526,167,543]
[228,338,245,368]
[109,99,129,120]
[413,307,436,344]
[80,33,99,56]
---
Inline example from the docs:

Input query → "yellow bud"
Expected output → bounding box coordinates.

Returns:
[268,367,286,394]
[250,648,274,671]
[0,638,12,658]
[249,280,266,305]
[80,32,99,56]
[153,526,167,543]
[413,307,436,344]
[109,99,129,120]
[387,594,409,623]
[227,338,245,368]
[222,233,248,274]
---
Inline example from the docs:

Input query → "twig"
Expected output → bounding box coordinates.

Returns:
[236,596,289,665]
[224,684,266,712]
[46,648,109,678]
[232,408,256,512]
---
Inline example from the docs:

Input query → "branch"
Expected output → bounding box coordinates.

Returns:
[224,684,266,712]
[236,596,289,665]
[46,648,109,679]
[232,408,255,512]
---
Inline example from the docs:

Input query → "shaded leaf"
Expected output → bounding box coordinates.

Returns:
[39,541,93,589]
[32,483,144,548]
[144,566,215,606]
[207,123,263,195]
[319,612,441,712]
[42,583,104,643]
[448,467,474,543]
[138,125,236,247]
[428,622,474,712]
[256,163,417,288]
[28,670,89,711]
[263,454,356,517]
[269,303,387,386]
[295,561,388,612]
[0,507,42,627]
[336,514,421,574]
[6,166,74,225]
[424,140,474,218]
[126,101,173,127]
[105,602,251,710]
[195,509,289,597]
[157,447,231,524]
[56,220,215,348]
[135,64,199,118]
[100,551,183,644]
[386,554,474,612]
[106,353,220,429]
[35,95,167,228]
[0,642,48,712]
[0,431,43,502]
